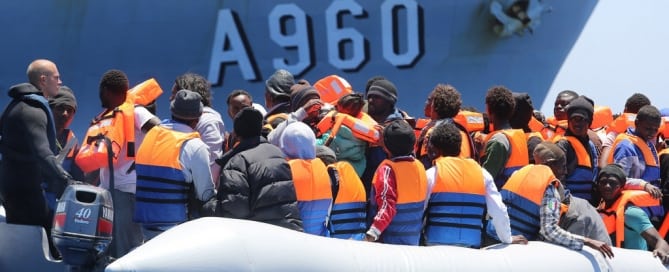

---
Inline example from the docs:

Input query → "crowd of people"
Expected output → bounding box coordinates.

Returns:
[2,58,669,264]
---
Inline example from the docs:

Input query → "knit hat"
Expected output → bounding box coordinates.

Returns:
[367,79,398,104]
[234,107,264,138]
[566,96,594,121]
[49,86,77,111]
[597,164,626,184]
[383,120,415,157]
[315,145,337,165]
[170,89,203,120]
[265,69,294,99]
[290,86,320,112]
[533,141,565,165]
[280,122,316,159]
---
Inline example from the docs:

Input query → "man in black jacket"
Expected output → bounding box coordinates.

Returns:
[204,107,303,231]
[0,59,75,257]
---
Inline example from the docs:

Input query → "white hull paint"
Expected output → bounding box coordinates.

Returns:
[107,217,668,272]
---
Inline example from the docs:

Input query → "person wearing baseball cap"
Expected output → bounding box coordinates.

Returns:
[554,95,600,205]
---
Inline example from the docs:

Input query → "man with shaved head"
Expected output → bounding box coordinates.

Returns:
[26,59,62,98]
[1,59,74,258]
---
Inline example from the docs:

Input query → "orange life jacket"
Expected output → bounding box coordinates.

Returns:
[591,105,613,130]
[417,122,474,159]
[327,161,366,203]
[606,133,658,168]
[598,190,659,247]
[289,158,333,236]
[75,100,135,173]
[315,110,379,145]
[481,129,529,188]
[127,78,163,106]
[659,116,669,139]
[454,110,485,133]
[313,75,353,105]
[134,126,199,225]
[657,207,669,239]
[414,118,431,141]
[606,113,636,134]
[326,161,367,240]
[425,156,486,247]
[546,117,568,139]
[494,164,564,240]
[371,158,427,245]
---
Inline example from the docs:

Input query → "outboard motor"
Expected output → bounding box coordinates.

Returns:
[52,184,113,270]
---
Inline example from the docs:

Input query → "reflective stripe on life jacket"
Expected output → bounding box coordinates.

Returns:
[598,190,659,248]
[316,110,379,145]
[487,164,557,240]
[289,158,333,236]
[371,159,427,245]
[327,161,367,240]
[313,75,353,105]
[134,126,199,226]
[425,157,486,247]
[454,110,485,133]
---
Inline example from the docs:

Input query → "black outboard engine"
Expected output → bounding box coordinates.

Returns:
[52,184,113,270]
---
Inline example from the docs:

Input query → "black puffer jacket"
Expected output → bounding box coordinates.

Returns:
[205,136,303,231]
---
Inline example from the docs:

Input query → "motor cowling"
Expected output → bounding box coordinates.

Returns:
[52,184,113,266]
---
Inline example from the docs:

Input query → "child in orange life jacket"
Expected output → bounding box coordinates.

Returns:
[280,122,333,237]
[365,120,427,245]
[315,145,367,240]
[596,164,669,264]
[315,93,376,176]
